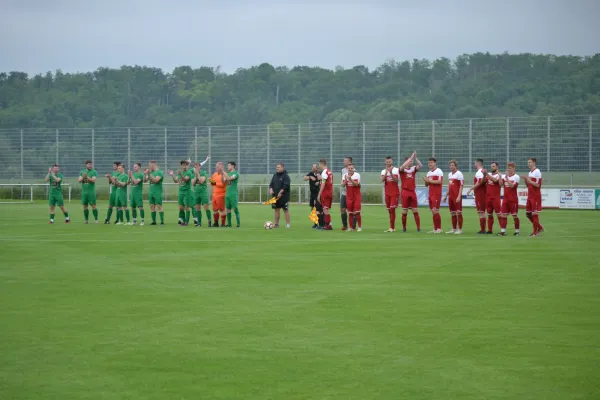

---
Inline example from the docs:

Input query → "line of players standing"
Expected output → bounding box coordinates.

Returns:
[304,153,545,236]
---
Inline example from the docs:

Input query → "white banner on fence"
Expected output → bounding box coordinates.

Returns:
[558,188,596,209]
[451,188,563,209]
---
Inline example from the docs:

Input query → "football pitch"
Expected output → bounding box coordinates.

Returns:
[1,204,599,400]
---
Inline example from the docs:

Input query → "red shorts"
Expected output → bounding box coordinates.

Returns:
[448,197,463,213]
[429,196,441,211]
[501,200,518,216]
[401,190,418,209]
[347,195,362,213]
[320,194,333,210]
[212,195,225,211]
[475,194,486,212]
[486,197,501,214]
[385,193,399,209]
[526,196,542,213]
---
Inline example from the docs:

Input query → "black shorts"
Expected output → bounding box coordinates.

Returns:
[340,194,347,209]
[272,196,290,210]
[309,193,319,208]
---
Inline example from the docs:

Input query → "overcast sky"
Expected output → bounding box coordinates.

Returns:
[1,0,599,75]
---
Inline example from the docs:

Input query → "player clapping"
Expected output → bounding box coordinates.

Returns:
[381,156,400,232]
[45,165,70,224]
[499,162,520,236]
[423,157,443,233]
[443,160,464,234]
[484,162,502,234]
[342,163,362,231]
[466,158,487,234]
[398,151,422,232]
[521,157,544,236]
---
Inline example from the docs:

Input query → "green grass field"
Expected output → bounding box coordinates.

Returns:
[1,204,599,400]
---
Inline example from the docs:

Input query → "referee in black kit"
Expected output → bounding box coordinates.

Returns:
[269,162,291,228]
[303,163,322,228]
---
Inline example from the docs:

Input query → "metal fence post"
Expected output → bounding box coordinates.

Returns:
[55,128,59,164]
[590,116,593,174]
[208,126,212,175]
[298,124,301,177]
[91,128,95,165]
[468,119,473,173]
[397,121,400,162]
[431,120,435,157]
[506,118,510,164]
[362,122,366,170]
[237,125,241,170]
[127,128,131,168]
[267,125,270,174]
[547,116,551,172]
[20,129,23,179]
[329,123,333,167]
[164,128,168,170]
[194,127,198,162]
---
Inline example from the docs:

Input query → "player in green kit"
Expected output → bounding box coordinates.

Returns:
[144,160,165,226]
[78,160,98,223]
[192,158,212,227]
[111,163,131,225]
[224,161,240,227]
[168,160,194,226]
[45,164,70,224]
[128,162,145,225]
[104,162,121,224]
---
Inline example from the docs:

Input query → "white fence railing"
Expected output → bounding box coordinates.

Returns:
[0,183,72,204]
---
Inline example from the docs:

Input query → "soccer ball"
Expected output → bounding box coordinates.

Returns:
[264,221,273,230]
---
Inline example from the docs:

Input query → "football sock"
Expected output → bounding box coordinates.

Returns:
[234,208,240,226]
[139,209,144,219]
[178,210,184,221]
[414,212,421,230]
[151,211,157,223]
[458,214,463,229]
[227,212,232,226]
[64,212,69,218]
[106,208,113,221]
[487,215,494,231]
[451,215,457,229]
[532,214,541,231]
[116,210,122,222]
[479,217,486,231]
[206,210,211,221]
[221,214,226,226]
[514,216,520,230]
[84,209,89,221]
[341,213,348,228]
[402,213,407,230]
[214,213,219,225]
[159,211,164,223]
[185,210,190,224]
[125,209,130,223]
[132,209,137,219]
[92,209,98,221]
[348,213,354,229]
[389,209,396,229]
[325,214,331,226]
[318,213,324,227]
[356,213,362,228]
[50,213,54,220]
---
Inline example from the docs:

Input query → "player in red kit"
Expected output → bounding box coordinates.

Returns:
[443,159,464,234]
[466,158,487,234]
[484,162,502,234]
[342,163,362,232]
[423,157,443,233]
[398,151,422,232]
[499,162,520,236]
[317,158,334,230]
[381,156,400,232]
[521,157,544,236]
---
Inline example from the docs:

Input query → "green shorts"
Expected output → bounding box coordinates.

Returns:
[115,190,128,208]
[108,187,117,207]
[195,192,209,206]
[226,195,238,209]
[49,193,64,207]
[130,191,143,208]
[148,191,163,206]
[178,191,193,207]
[81,190,96,206]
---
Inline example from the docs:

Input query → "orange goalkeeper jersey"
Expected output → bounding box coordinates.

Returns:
[211,172,226,197]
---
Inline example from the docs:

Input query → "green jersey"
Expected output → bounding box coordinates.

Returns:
[80,169,97,192]
[49,173,63,194]
[194,170,209,194]
[178,169,193,192]
[149,169,164,192]
[226,171,239,196]
[110,170,120,187]
[116,173,128,192]
[130,171,144,193]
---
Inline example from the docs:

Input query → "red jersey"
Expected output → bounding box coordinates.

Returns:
[426,168,443,198]
[447,170,464,199]
[502,173,520,203]
[400,167,417,191]
[381,167,400,196]
[344,172,362,199]
[485,172,502,198]
[527,168,542,198]
[474,169,487,197]
[320,169,334,196]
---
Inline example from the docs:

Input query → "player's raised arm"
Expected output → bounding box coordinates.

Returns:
[45,168,51,183]
[168,170,179,183]
[487,172,501,183]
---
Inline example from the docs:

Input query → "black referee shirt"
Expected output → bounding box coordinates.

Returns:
[306,172,320,195]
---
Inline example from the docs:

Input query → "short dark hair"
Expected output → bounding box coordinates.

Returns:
[476,158,484,165]
[385,156,393,160]
[149,160,156,164]
[52,164,59,168]
[429,157,437,163]
[319,159,327,165]
[528,157,537,163]
[491,161,498,167]
[180,160,187,165]
[114,161,121,166]
[344,156,353,162]
[228,161,236,168]
[277,162,285,168]
[134,162,141,167]
[85,160,92,164]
